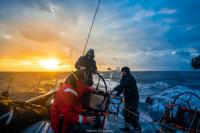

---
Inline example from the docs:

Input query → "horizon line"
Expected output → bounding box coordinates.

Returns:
[0,70,198,72]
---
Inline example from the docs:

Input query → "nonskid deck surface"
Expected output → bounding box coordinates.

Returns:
[22,121,53,133]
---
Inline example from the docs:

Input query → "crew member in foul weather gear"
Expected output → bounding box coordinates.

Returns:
[75,49,98,86]
[51,70,96,133]
[110,67,141,132]
[75,49,98,109]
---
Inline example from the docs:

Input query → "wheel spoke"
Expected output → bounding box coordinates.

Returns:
[187,93,193,103]
[173,92,200,110]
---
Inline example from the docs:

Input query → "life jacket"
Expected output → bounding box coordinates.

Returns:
[50,81,93,133]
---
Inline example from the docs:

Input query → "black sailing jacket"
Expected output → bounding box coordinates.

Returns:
[75,55,97,86]
[114,73,139,102]
[75,55,97,73]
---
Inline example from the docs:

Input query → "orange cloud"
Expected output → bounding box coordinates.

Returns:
[0,2,115,72]
[20,24,60,42]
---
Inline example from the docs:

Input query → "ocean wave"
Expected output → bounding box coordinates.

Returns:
[149,85,200,112]
[138,81,169,91]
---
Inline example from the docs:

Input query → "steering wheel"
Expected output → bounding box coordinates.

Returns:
[88,73,109,112]
[81,73,109,130]
[172,91,200,110]
[95,73,107,91]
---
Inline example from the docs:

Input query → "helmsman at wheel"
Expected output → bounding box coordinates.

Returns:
[75,49,98,109]
[75,49,98,86]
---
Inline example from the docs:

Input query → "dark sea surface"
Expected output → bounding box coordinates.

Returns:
[133,71,200,90]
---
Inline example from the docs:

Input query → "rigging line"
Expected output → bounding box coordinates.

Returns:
[7,77,13,91]
[124,108,153,123]
[187,110,198,133]
[82,0,101,55]
[12,83,38,100]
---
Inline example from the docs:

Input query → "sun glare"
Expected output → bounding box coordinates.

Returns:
[39,59,60,70]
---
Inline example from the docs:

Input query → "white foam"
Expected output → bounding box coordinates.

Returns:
[138,82,169,90]
[150,85,200,112]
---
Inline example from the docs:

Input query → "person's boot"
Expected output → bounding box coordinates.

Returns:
[119,127,130,132]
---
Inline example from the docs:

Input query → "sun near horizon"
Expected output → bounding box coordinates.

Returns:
[39,58,60,70]
[0,57,75,72]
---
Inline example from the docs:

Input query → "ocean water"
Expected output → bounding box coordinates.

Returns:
[104,71,200,132]
[0,71,200,132]
[0,72,68,101]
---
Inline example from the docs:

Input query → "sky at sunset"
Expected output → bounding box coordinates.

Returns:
[0,0,200,71]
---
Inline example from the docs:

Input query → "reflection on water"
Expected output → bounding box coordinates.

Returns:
[0,72,68,101]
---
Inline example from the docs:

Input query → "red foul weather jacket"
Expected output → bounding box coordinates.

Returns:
[50,81,94,133]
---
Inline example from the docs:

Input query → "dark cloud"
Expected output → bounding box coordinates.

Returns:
[174,50,192,57]
[173,48,200,57]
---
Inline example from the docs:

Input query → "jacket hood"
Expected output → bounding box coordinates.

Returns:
[121,67,131,74]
